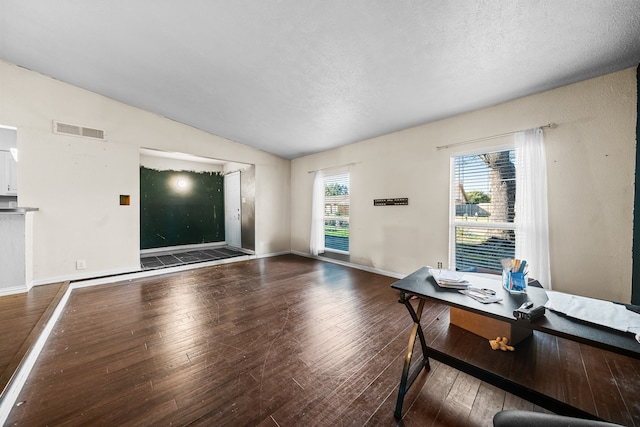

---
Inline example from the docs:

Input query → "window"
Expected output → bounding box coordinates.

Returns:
[450,148,516,271]
[324,173,349,253]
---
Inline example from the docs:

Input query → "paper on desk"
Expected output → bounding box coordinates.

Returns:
[459,288,502,304]
[428,268,469,289]
[545,291,640,336]
[435,269,466,282]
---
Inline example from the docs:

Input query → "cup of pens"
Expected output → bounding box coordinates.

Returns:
[501,258,528,293]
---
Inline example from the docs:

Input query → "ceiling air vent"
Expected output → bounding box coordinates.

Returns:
[53,121,106,141]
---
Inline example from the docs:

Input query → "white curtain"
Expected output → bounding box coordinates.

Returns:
[515,128,552,289]
[310,170,325,255]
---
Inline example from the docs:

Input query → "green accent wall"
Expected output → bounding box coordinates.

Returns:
[140,167,225,249]
[633,64,640,304]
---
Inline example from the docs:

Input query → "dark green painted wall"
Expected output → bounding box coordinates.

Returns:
[633,64,640,304]
[140,167,225,249]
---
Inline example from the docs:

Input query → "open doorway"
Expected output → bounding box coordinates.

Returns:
[139,148,255,269]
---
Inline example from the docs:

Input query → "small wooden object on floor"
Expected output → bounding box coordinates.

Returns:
[449,307,532,345]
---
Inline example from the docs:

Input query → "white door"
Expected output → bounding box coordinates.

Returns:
[224,171,242,248]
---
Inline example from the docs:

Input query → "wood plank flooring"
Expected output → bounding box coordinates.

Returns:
[3,255,639,426]
[0,281,67,397]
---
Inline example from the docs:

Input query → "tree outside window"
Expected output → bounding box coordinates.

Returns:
[324,174,350,253]
[451,150,516,271]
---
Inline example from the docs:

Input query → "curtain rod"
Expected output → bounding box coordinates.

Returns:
[308,162,358,174]
[436,123,556,150]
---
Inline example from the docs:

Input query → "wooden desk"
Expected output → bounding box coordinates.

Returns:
[391,267,640,422]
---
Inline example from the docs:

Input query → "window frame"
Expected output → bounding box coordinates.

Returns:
[323,172,350,255]
[448,144,516,271]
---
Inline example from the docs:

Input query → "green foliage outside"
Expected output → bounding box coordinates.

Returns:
[455,226,515,271]
[325,183,349,196]
[325,227,349,237]
[465,190,491,204]
[324,182,349,248]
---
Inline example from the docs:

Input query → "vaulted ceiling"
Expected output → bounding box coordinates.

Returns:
[1,1,639,159]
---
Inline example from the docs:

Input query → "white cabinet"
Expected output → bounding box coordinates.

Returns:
[0,151,17,195]
[0,210,38,294]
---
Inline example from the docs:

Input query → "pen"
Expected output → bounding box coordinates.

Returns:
[519,260,527,273]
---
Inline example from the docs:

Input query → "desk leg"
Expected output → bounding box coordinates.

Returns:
[394,292,431,419]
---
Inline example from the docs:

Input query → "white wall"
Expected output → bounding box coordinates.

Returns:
[1,59,635,302]
[223,161,252,174]
[291,67,637,303]
[140,154,224,173]
[0,61,291,285]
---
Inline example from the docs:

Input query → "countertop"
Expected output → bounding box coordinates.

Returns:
[0,207,39,214]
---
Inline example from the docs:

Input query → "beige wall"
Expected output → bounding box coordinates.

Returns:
[291,67,637,303]
[139,154,224,173]
[1,59,635,302]
[0,61,291,285]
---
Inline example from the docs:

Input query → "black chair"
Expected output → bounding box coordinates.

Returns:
[493,410,623,427]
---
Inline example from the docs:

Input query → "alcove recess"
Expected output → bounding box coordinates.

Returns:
[139,148,255,252]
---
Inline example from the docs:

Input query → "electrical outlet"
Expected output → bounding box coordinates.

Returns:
[437,261,443,269]
[76,259,86,270]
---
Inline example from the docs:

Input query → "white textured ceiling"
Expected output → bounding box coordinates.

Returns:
[1,1,639,159]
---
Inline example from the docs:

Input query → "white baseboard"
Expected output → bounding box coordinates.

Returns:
[255,250,291,259]
[29,265,143,288]
[0,284,28,297]
[290,250,405,279]
[72,255,252,289]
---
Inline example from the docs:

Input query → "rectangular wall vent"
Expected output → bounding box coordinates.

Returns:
[53,121,106,140]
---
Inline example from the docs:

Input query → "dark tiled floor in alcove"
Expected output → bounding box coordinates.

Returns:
[140,246,248,271]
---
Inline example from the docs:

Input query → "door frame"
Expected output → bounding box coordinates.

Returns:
[224,171,242,248]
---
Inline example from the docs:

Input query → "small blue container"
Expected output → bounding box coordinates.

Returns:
[503,270,527,293]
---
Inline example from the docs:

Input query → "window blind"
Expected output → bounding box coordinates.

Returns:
[451,150,516,271]
[324,173,350,253]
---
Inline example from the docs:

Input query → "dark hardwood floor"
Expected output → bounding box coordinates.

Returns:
[0,281,67,397]
[3,255,639,426]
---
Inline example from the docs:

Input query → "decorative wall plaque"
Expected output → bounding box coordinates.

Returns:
[373,198,408,206]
